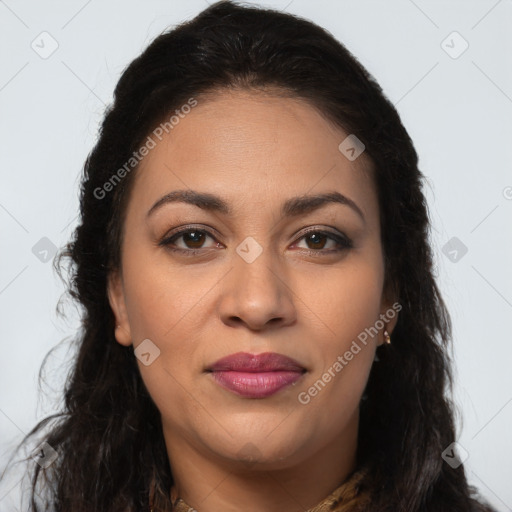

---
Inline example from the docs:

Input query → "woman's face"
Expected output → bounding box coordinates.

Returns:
[108,89,397,472]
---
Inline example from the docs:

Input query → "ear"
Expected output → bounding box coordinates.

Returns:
[107,270,132,347]
[378,279,400,346]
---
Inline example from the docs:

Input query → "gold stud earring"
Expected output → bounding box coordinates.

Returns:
[383,329,391,345]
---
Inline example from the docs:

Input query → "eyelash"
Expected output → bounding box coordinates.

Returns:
[158,225,353,257]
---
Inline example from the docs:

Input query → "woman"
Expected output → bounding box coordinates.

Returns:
[4,1,497,510]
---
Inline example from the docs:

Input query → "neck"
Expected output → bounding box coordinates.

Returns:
[163,414,359,512]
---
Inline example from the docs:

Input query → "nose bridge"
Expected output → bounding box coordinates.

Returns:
[233,236,279,293]
[233,235,281,303]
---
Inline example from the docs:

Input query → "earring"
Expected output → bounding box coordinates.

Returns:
[383,329,391,345]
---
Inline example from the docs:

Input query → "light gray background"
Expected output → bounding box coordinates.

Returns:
[1,0,511,510]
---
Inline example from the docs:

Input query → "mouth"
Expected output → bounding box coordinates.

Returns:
[206,352,306,398]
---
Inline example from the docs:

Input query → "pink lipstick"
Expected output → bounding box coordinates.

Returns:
[207,352,306,398]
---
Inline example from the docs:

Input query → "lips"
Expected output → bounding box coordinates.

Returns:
[207,352,306,398]
[207,352,305,372]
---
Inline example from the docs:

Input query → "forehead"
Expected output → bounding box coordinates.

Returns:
[129,89,377,221]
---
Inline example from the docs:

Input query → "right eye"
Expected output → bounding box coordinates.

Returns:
[159,226,221,255]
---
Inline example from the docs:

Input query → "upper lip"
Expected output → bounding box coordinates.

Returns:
[207,352,306,372]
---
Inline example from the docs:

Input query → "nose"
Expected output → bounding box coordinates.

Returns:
[217,244,297,331]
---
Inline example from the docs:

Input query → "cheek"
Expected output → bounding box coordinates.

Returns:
[301,252,384,342]
[119,245,206,399]
[121,259,206,428]
[296,308,377,437]
[294,255,383,418]
[121,239,216,341]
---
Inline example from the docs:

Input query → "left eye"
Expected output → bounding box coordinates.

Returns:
[294,231,345,251]
[159,227,352,255]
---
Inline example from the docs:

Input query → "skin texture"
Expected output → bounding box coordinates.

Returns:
[108,89,398,512]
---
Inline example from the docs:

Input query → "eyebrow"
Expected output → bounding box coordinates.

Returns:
[146,189,365,223]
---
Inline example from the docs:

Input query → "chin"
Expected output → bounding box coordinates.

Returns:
[204,431,311,471]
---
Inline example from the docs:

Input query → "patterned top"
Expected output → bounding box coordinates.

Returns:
[163,465,371,512]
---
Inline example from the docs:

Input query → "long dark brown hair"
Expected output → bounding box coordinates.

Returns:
[1,1,496,510]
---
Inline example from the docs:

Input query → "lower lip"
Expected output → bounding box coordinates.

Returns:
[210,370,304,398]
